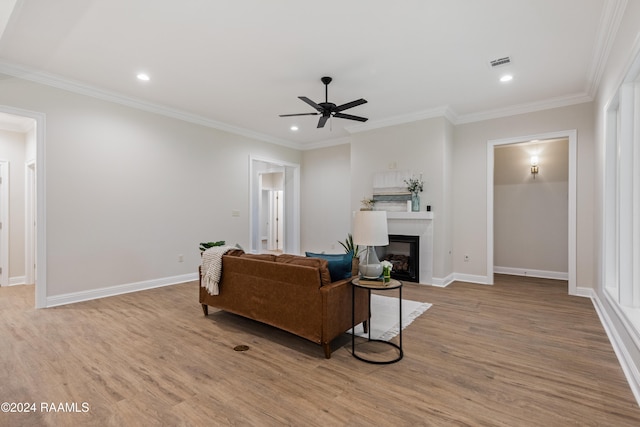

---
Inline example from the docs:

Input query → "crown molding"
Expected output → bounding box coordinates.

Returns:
[0,61,300,150]
[0,60,598,150]
[585,0,628,98]
[455,92,593,125]
[345,105,458,135]
[297,136,352,151]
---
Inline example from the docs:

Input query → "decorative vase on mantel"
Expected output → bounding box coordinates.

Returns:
[411,193,420,212]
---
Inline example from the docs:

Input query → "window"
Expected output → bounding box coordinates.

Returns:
[604,50,640,337]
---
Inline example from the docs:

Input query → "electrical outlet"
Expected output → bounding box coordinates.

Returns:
[232,210,240,217]
[464,254,470,262]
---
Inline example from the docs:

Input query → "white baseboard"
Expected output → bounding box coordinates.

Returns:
[453,273,490,285]
[591,292,640,406]
[431,273,455,287]
[45,273,199,308]
[9,276,26,286]
[575,286,594,298]
[494,266,568,280]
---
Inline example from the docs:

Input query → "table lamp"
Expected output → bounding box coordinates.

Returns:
[353,210,389,278]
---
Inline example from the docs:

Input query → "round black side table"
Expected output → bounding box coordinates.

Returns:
[351,278,403,364]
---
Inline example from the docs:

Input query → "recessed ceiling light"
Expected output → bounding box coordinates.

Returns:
[290,125,299,131]
[137,73,150,81]
[500,74,513,83]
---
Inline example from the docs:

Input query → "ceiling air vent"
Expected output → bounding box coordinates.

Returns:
[489,56,512,68]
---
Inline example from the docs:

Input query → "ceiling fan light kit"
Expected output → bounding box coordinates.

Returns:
[279,76,368,129]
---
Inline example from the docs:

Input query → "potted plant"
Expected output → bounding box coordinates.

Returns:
[339,233,361,276]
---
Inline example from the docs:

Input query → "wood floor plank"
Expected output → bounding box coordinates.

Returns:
[1,275,639,426]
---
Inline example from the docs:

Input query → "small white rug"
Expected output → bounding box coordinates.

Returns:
[350,294,432,341]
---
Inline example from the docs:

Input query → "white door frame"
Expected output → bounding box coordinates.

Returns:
[249,155,300,254]
[0,160,8,287]
[0,105,46,308]
[25,160,36,286]
[487,129,577,295]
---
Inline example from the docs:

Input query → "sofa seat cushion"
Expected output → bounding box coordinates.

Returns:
[275,254,332,286]
[305,252,353,282]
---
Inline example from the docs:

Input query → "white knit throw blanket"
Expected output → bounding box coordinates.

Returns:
[201,245,238,296]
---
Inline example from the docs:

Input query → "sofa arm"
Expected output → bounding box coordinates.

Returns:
[320,277,369,343]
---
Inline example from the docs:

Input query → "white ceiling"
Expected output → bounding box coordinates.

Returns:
[0,0,625,149]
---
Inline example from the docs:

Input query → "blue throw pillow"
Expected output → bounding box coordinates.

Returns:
[305,251,353,282]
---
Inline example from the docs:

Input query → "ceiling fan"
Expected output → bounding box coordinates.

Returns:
[279,77,368,128]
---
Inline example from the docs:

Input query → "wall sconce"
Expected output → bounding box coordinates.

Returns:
[530,155,539,179]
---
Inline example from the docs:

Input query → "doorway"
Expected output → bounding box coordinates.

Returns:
[487,130,577,295]
[249,156,300,254]
[0,106,46,308]
[261,172,284,253]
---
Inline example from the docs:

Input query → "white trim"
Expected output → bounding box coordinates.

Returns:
[45,273,198,308]
[431,273,455,287]
[249,155,301,255]
[0,60,599,153]
[494,266,568,281]
[0,160,8,287]
[24,160,35,286]
[453,273,490,285]
[0,105,46,308]
[9,276,25,286]
[458,94,592,125]
[346,106,457,134]
[298,136,352,151]
[593,292,640,406]
[487,130,577,295]
[0,61,298,151]
[575,286,595,298]
[585,0,629,98]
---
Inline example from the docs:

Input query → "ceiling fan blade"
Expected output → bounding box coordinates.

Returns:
[279,112,319,117]
[335,98,367,112]
[299,96,323,111]
[333,112,368,122]
[317,115,330,128]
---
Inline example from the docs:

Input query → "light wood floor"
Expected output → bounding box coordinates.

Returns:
[1,275,639,426]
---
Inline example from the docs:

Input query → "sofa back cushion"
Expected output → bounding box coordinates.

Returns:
[305,251,354,282]
[240,253,277,262]
[275,254,332,286]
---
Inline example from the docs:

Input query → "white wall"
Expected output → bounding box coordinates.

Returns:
[453,102,595,286]
[0,75,301,298]
[494,140,569,276]
[300,144,351,254]
[0,129,25,281]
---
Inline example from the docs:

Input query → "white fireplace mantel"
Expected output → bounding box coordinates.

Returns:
[386,211,433,220]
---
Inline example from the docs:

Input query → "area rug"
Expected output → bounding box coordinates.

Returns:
[350,294,432,341]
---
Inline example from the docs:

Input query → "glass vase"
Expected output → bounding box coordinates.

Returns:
[411,193,420,212]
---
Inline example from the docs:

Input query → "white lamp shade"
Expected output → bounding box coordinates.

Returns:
[353,211,389,246]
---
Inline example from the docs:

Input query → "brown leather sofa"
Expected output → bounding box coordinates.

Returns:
[199,252,369,358]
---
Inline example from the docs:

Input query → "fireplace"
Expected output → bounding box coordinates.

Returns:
[378,234,419,283]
